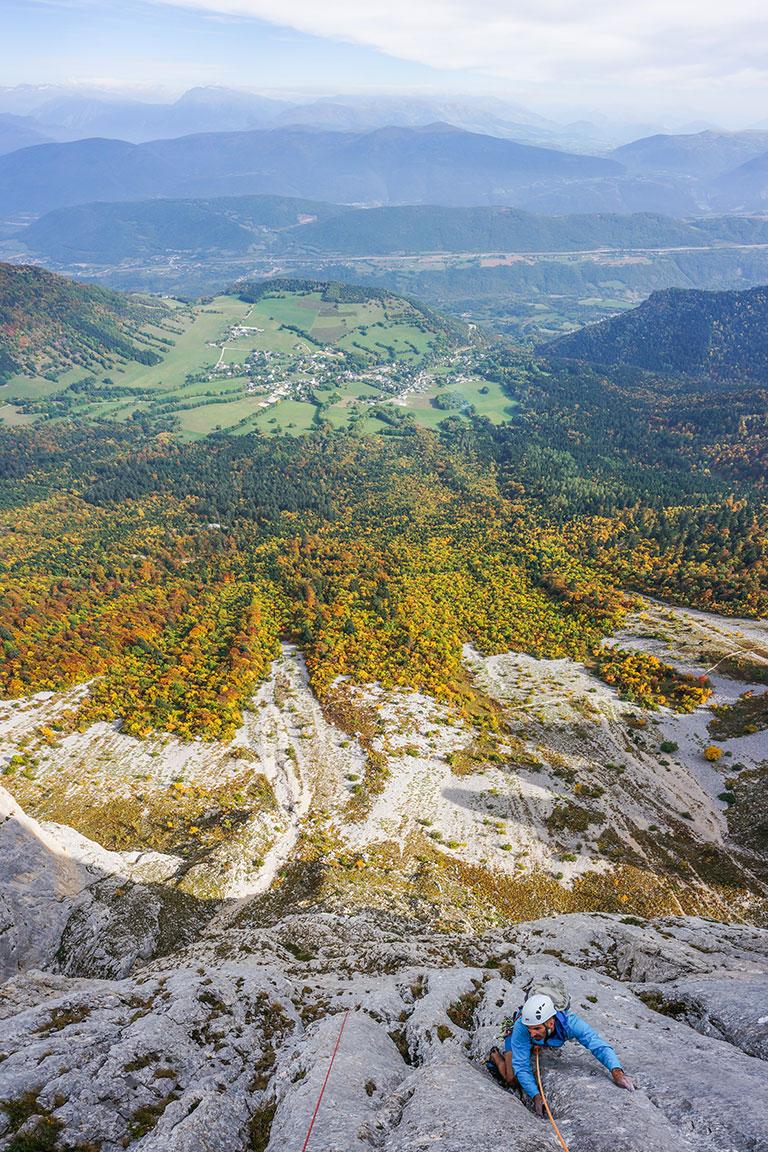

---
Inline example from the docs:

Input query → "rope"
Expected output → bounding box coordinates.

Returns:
[299,1009,349,1152]
[534,1047,570,1152]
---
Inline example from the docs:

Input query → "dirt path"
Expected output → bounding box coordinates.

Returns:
[214,301,257,369]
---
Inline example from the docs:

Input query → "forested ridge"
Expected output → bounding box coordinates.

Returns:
[545,285,768,381]
[21,194,344,262]
[0,263,166,381]
[23,196,768,263]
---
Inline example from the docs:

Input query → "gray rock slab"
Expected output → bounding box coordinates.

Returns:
[638,973,768,1059]
[268,1010,406,1152]
[1,897,767,1151]
[379,1059,555,1152]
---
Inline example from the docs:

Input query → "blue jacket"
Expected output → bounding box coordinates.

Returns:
[504,1010,622,1098]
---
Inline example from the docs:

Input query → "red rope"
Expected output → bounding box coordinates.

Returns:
[299,1010,350,1152]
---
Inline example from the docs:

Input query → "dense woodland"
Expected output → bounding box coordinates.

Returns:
[547,285,768,382]
[3,361,759,738]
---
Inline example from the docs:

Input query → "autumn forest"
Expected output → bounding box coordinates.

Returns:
[2,330,764,743]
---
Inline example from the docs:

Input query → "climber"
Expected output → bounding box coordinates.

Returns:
[488,994,634,1116]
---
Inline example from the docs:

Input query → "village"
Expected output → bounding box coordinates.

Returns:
[202,317,485,419]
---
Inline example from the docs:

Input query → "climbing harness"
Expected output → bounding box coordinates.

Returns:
[299,1009,350,1152]
[534,1047,570,1152]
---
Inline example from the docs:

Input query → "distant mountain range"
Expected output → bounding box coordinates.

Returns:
[612,129,768,179]
[1,83,768,215]
[712,151,768,212]
[0,113,53,156]
[32,87,294,145]
[544,284,768,382]
[0,123,624,219]
[609,130,768,210]
[0,84,659,152]
[0,85,295,146]
[2,122,768,221]
[19,194,768,265]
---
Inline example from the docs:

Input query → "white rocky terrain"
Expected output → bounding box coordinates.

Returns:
[1,599,767,1150]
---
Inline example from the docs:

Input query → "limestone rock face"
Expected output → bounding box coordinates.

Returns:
[2,597,768,1151]
[0,905,767,1152]
[4,608,768,933]
[634,973,768,1059]
[0,789,209,981]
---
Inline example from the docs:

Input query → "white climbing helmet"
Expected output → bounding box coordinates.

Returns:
[521,994,556,1027]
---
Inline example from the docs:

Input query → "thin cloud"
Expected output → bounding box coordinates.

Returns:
[150,0,768,91]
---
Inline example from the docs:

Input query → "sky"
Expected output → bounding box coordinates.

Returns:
[3,0,768,126]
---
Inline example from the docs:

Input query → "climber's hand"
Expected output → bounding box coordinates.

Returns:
[612,1069,635,1091]
[533,1093,545,1117]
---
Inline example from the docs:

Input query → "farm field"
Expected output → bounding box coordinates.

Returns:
[114,299,258,390]
[398,375,517,428]
[251,398,319,435]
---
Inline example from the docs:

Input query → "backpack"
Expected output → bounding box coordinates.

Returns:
[524,974,571,1013]
[499,974,571,1040]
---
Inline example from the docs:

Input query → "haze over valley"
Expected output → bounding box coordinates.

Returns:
[5,83,768,338]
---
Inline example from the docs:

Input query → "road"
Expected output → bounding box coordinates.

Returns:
[259,240,768,266]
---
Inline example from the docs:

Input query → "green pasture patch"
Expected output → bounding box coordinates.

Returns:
[343,381,382,400]
[323,400,358,429]
[353,410,398,437]
[310,324,347,342]
[160,375,238,400]
[252,398,318,435]
[336,319,437,363]
[387,397,448,430]
[112,403,142,422]
[402,376,517,427]
[220,341,268,366]
[77,397,128,417]
[462,377,519,421]
[335,380,382,406]
[242,303,314,353]
[114,298,245,391]
[314,298,383,325]
[1,375,63,401]
[96,399,153,422]
[229,414,266,436]
[174,396,263,438]
[252,291,322,331]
